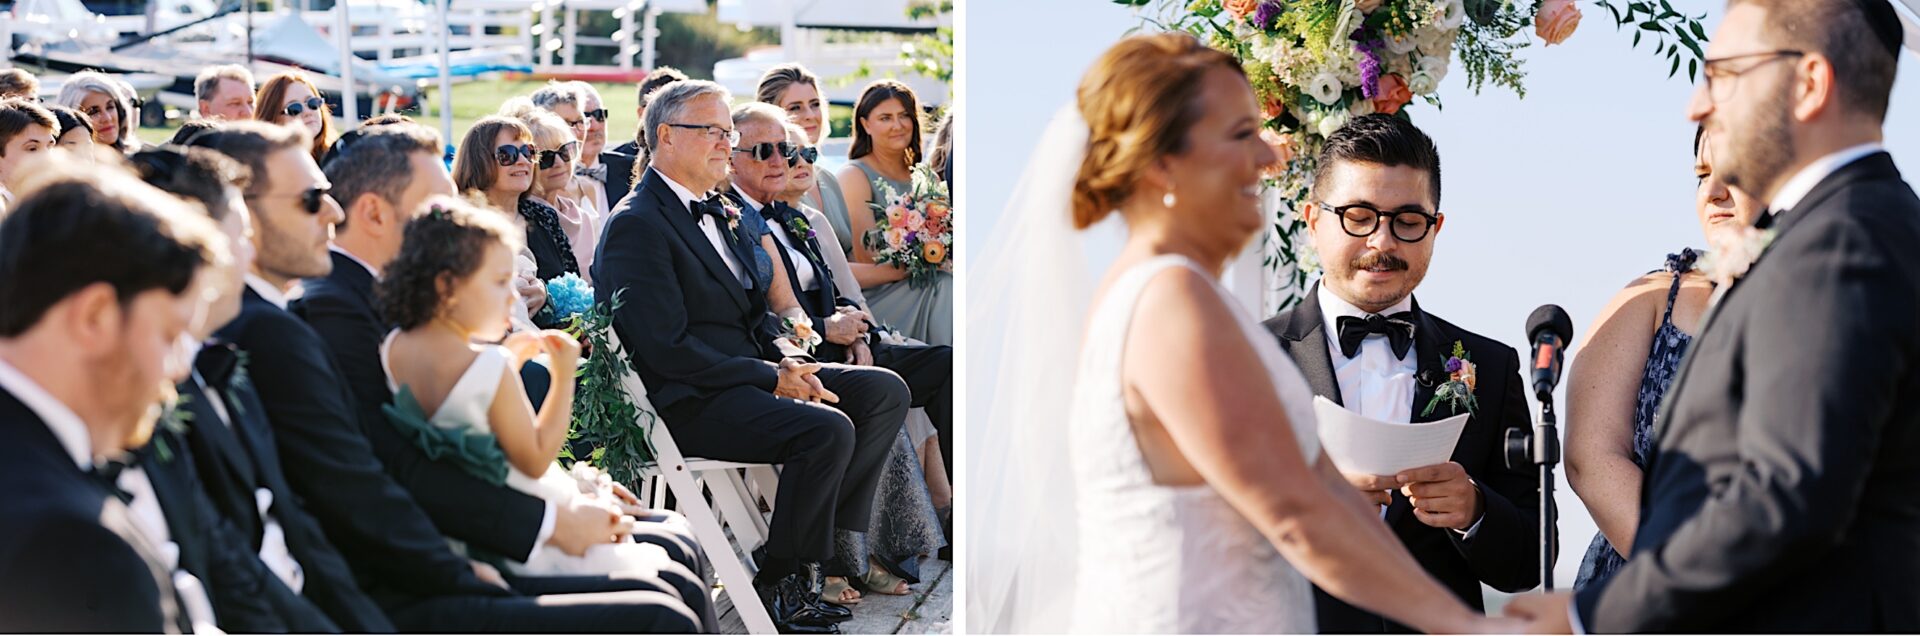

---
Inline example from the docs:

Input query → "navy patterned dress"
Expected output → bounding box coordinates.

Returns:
[1575,249,1699,589]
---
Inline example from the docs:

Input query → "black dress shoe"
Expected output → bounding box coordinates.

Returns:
[755,572,842,634]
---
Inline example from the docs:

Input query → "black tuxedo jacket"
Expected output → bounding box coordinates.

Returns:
[0,387,182,632]
[1264,286,1542,632]
[600,140,640,212]
[293,251,547,562]
[172,349,393,632]
[220,288,509,609]
[1577,152,1920,632]
[593,169,802,412]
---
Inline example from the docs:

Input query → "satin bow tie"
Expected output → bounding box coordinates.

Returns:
[576,163,608,183]
[89,457,135,504]
[763,201,799,225]
[195,341,241,389]
[1335,312,1417,360]
[693,195,732,225]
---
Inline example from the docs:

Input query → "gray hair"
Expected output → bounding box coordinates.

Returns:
[730,101,786,135]
[565,81,602,107]
[642,80,729,153]
[54,71,135,146]
[529,82,583,110]
[324,123,442,231]
[193,65,253,104]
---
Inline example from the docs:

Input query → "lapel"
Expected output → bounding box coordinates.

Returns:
[769,204,840,316]
[648,171,751,314]
[180,374,263,500]
[1276,282,1344,405]
[1407,297,1448,424]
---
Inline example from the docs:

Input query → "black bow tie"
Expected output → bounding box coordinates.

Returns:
[89,456,135,504]
[763,201,799,225]
[195,341,241,390]
[693,195,735,228]
[1755,209,1780,230]
[1336,312,1417,360]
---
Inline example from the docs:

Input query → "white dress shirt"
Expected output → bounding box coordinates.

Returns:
[657,168,750,288]
[244,274,290,310]
[736,187,821,293]
[1318,284,1418,424]
[1768,142,1884,216]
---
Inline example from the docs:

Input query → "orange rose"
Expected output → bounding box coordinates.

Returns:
[1222,0,1260,22]
[1260,129,1296,178]
[1372,74,1414,115]
[1535,0,1581,45]
[922,241,946,264]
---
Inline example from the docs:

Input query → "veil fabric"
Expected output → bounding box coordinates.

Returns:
[965,105,1095,634]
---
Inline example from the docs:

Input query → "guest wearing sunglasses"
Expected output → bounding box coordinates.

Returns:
[502,101,596,289]
[254,73,334,165]
[562,82,615,216]
[452,116,555,325]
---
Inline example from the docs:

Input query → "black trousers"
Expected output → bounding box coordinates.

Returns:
[385,571,707,633]
[661,364,910,562]
[871,342,952,479]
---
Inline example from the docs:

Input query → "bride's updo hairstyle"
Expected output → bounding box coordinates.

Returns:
[376,196,523,331]
[1072,32,1243,229]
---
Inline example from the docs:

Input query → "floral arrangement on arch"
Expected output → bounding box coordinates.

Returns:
[1115,0,1707,309]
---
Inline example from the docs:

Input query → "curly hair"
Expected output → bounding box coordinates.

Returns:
[1071,33,1242,229]
[375,196,523,331]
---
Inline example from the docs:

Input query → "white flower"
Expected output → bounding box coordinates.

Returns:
[1317,109,1351,137]
[1408,69,1439,94]
[1307,73,1344,105]
[1436,0,1466,30]
[1384,33,1419,55]
[1420,54,1451,84]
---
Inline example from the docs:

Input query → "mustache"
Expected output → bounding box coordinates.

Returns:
[1350,251,1409,273]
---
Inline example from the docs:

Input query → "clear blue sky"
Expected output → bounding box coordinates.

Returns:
[960,0,1920,591]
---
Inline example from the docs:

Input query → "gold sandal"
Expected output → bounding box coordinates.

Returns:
[859,561,911,596]
[821,576,862,605]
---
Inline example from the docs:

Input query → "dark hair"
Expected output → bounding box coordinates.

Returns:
[129,145,251,222]
[0,98,59,155]
[324,123,441,232]
[252,72,333,163]
[362,113,415,127]
[849,80,923,166]
[1729,0,1900,122]
[169,119,222,146]
[375,197,521,330]
[637,67,689,108]
[1073,33,1245,229]
[452,116,532,198]
[0,69,38,100]
[0,169,221,336]
[1311,113,1443,209]
[44,104,92,143]
[186,120,306,197]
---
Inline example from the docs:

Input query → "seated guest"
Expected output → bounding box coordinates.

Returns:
[55,71,140,153]
[253,72,332,165]
[0,99,59,208]
[170,120,222,147]
[757,64,853,252]
[194,65,255,122]
[595,79,911,633]
[835,81,952,347]
[296,123,704,583]
[0,169,226,632]
[1565,126,1765,589]
[729,103,952,600]
[190,121,708,632]
[528,83,610,219]
[45,104,96,156]
[453,116,556,323]
[604,66,688,200]
[499,102,594,286]
[131,145,393,632]
[565,81,614,210]
[0,69,38,100]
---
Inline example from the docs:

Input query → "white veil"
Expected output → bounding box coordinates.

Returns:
[965,104,1096,634]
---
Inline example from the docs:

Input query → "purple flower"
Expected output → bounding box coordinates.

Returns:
[1445,357,1464,374]
[1252,0,1282,30]
[1354,36,1383,99]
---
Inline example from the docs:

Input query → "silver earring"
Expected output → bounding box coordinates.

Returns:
[1163,190,1176,208]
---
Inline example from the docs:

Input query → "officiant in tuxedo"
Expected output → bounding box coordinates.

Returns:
[0,170,226,633]
[593,79,910,633]
[1506,0,1920,631]
[1263,115,1543,633]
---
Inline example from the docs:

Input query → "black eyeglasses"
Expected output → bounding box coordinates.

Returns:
[1318,202,1439,243]
[733,141,794,163]
[249,184,333,215]
[495,143,536,166]
[1701,50,1805,104]
[584,109,608,122]
[788,145,819,167]
[666,123,740,146]
[537,141,581,169]
[283,97,326,117]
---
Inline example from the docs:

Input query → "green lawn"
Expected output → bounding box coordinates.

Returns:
[139,78,854,150]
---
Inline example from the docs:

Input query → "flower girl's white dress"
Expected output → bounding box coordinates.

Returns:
[380,332,679,577]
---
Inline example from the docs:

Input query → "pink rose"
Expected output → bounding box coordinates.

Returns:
[906,209,926,232]
[887,204,910,229]
[1260,129,1296,179]
[1222,0,1259,22]
[885,227,908,249]
[1535,0,1581,46]
[1371,73,1414,115]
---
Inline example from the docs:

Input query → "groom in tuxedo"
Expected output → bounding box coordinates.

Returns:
[0,171,227,632]
[1264,114,1543,633]
[1507,0,1920,631]
[594,79,910,633]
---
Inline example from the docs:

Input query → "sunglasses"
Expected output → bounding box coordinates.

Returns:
[584,109,608,122]
[733,141,795,163]
[283,97,326,117]
[249,185,333,215]
[788,145,819,167]
[537,141,581,169]
[495,143,536,166]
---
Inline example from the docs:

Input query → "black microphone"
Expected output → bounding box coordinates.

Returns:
[1525,304,1574,400]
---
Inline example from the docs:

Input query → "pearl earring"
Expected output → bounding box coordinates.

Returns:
[1163,189,1177,208]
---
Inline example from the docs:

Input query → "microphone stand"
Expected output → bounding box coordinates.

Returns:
[1532,389,1560,591]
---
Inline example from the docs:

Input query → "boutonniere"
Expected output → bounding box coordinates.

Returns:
[227,350,252,419]
[1697,227,1777,286]
[721,202,742,232]
[786,214,817,243]
[780,315,822,353]
[1421,341,1479,417]
[152,390,194,463]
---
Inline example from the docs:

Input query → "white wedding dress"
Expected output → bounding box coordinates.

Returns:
[1067,254,1320,634]
[379,333,679,577]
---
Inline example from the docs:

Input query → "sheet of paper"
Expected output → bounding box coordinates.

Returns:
[1312,396,1470,476]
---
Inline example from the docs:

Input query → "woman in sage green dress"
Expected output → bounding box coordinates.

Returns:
[832,80,953,347]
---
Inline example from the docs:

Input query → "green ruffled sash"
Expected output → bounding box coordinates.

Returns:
[382,385,511,486]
